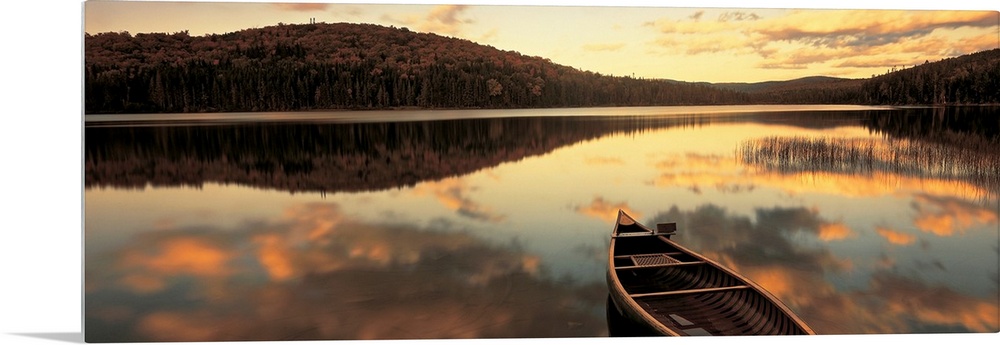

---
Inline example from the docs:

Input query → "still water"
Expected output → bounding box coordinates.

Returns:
[84,105,999,342]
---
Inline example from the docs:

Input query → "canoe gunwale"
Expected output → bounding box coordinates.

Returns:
[628,285,750,298]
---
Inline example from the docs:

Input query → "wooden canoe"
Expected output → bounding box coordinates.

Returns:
[607,210,815,336]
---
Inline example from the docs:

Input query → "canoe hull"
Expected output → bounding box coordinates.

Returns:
[607,210,814,336]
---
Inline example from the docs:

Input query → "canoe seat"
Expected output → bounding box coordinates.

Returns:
[632,254,681,267]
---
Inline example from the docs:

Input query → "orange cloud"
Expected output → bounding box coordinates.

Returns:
[253,234,296,281]
[123,237,231,276]
[928,303,1000,334]
[643,205,996,335]
[90,202,608,342]
[875,227,918,246]
[755,10,997,43]
[957,32,1000,52]
[712,245,997,334]
[817,223,855,241]
[912,195,998,236]
[117,236,233,294]
[280,202,346,243]
[646,9,999,73]
[575,196,640,223]
[742,266,794,300]
[871,272,1000,333]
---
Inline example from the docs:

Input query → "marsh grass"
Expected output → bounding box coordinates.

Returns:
[738,136,1000,201]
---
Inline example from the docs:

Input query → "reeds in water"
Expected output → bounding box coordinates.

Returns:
[738,136,1000,200]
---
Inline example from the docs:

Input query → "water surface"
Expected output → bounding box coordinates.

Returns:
[84,105,999,341]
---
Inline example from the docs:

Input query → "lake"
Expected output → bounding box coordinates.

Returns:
[83,105,999,341]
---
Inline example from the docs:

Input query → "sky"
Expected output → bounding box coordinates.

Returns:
[83,0,1000,83]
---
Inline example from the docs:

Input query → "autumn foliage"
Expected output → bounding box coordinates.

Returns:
[84,23,749,113]
[84,22,1000,114]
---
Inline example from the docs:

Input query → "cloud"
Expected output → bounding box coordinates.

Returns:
[645,9,999,72]
[87,202,607,342]
[272,3,328,12]
[421,5,473,36]
[869,271,999,333]
[717,11,760,22]
[817,223,855,241]
[575,196,640,223]
[876,226,918,246]
[378,5,474,38]
[414,177,506,223]
[252,233,296,281]
[755,48,845,69]
[833,57,918,69]
[427,5,469,25]
[651,205,851,274]
[582,43,626,52]
[648,17,742,35]
[648,204,998,334]
[648,205,859,329]
[911,194,998,236]
[755,10,997,46]
[116,235,235,294]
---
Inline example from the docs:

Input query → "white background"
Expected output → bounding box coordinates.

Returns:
[1,1,997,344]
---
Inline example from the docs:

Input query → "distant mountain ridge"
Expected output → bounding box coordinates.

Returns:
[84,22,1000,114]
[713,76,860,93]
[705,47,1000,105]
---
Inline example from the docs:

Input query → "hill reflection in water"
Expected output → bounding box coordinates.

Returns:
[85,109,868,193]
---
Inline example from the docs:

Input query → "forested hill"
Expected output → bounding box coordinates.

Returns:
[84,22,748,114]
[858,48,1000,105]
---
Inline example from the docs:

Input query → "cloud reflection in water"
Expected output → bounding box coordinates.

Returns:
[85,202,605,342]
[645,204,998,334]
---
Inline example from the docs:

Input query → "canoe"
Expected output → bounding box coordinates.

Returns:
[606,210,815,336]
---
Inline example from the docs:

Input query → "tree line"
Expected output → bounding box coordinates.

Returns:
[857,49,1000,105]
[84,22,1000,114]
[85,23,748,114]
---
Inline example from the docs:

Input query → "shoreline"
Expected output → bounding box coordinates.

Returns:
[83,104,906,126]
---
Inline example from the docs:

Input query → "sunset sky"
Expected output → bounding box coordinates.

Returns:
[83,0,999,83]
